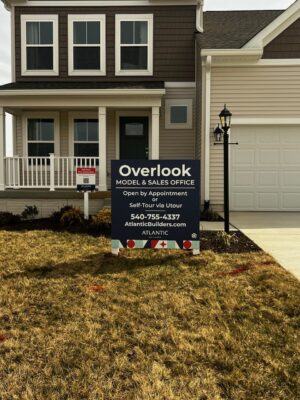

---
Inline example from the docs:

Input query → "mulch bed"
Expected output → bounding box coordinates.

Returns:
[0,218,261,254]
[200,231,261,254]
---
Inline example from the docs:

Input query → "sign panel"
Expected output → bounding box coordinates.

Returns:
[111,160,200,251]
[76,168,96,192]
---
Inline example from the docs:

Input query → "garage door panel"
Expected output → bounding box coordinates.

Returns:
[257,131,280,144]
[258,149,280,165]
[258,171,279,186]
[232,193,255,210]
[235,149,255,165]
[233,171,255,186]
[282,150,300,165]
[257,193,280,210]
[281,171,300,187]
[231,125,300,211]
[282,193,300,210]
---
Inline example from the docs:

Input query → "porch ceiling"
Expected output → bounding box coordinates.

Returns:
[0,81,166,111]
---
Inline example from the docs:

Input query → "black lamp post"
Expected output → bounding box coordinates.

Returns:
[214,105,233,233]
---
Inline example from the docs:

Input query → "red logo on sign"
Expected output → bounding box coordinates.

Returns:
[127,240,136,249]
[183,241,192,249]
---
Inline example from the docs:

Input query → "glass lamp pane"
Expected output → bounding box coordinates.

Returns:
[135,21,148,44]
[40,22,53,45]
[170,106,188,124]
[87,22,100,44]
[74,47,100,70]
[121,21,134,44]
[121,47,147,70]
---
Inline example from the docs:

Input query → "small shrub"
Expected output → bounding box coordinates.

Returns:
[0,212,21,227]
[60,207,84,227]
[216,231,239,248]
[90,208,111,232]
[50,205,74,224]
[201,208,222,222]
[21,205,39,220]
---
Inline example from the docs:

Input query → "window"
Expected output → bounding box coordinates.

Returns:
[115,14,153,76]
[74,119,99,157]
[165,99,193,129]
[21,15,59,76]
[68,15,106,76]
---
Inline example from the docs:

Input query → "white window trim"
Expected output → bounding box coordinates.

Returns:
[21,14,59,76]
[68,15,106,76]
[22,112,60,165]
[68,112,98,157]
[165,99,193,130]
[115,14,153,76]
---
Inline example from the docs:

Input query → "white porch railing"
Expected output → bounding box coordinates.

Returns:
[4,155,100,190]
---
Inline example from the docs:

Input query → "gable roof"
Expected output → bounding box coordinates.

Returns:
[197,10,283,49]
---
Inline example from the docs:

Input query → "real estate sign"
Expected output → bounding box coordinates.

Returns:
[111,160,200,253]
[76,168,96,192]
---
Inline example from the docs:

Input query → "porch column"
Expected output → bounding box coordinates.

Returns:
[0,107,5,191]
[151,106,160,159]
[98,106,107,191]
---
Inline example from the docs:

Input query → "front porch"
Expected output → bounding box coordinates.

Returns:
[0,85,164,192]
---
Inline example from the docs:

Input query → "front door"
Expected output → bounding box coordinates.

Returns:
[120,117,149,159]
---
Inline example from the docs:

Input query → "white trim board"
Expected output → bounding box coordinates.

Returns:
[115,14,153,77]
[7,1,198,6]
[232,118,300,125]
[20,14,59,76]
[244,1,300,49]
[68,14,106,76]
[22,111,60,158]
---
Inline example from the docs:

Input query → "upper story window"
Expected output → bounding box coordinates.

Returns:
[21,15,59,76]
[68,15,106,76]
[115,14,153,76]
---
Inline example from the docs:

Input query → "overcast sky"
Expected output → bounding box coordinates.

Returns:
[0,0,296,85]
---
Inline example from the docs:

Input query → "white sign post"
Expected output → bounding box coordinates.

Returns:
[76,167,97,220]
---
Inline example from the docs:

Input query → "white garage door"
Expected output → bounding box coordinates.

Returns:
[231,125,300,211]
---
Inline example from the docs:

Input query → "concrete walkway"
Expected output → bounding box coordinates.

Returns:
[230,212,300,280]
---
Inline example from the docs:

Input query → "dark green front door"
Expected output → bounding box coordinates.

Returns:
[120,117,149,159]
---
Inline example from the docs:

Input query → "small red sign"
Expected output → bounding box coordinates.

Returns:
[77,168,96,174]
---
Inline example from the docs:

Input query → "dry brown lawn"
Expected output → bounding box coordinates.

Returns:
[0,230,299,400]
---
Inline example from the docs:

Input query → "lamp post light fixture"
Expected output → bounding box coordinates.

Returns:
[213,105,235,234]
[213,124,224,143]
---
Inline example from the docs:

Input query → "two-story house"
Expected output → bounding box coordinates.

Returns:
[0,0,300,216]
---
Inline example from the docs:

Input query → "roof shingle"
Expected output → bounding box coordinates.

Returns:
[198,10,284,49]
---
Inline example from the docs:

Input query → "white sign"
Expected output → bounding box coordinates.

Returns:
[76,167,96,192]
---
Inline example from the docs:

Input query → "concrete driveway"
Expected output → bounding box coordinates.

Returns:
[230,212,300,280]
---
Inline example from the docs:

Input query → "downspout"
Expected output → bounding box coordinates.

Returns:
[202,55,211,208]
[196,0,204,33]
